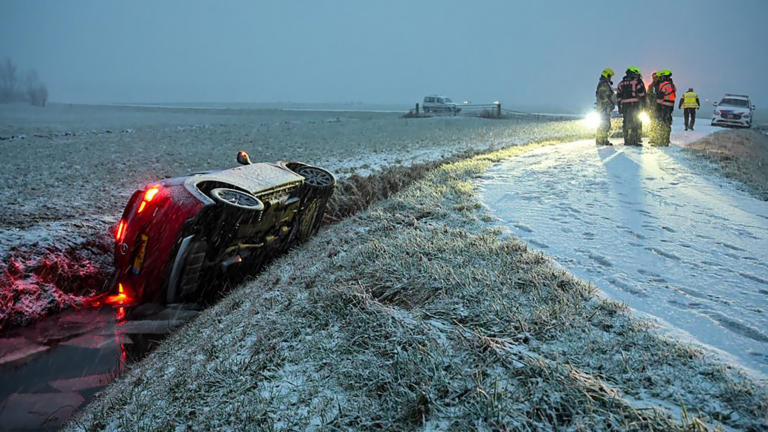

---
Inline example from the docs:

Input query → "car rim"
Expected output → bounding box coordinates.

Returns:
[298,167,333,187]
[215,189,261,207]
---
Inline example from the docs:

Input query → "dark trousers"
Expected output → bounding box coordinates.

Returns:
[596,107,611,145]
[657,105,674,145]
[621,104,642,146]
[684,108,696,130]
[647,104,659,143]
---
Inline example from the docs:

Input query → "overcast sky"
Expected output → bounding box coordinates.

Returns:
[1,0,767,111]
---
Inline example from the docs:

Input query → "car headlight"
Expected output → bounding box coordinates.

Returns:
[584,111,601,129]
[638,111,651,126]
[743,113,751,118]
[714,110,721,115]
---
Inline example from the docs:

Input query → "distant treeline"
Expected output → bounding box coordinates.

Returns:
[0,58,48,107]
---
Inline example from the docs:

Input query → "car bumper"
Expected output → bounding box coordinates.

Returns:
[711,116,750,127]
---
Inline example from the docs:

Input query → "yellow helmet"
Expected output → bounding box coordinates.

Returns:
[602,68,615,79]
[627,66,641,75]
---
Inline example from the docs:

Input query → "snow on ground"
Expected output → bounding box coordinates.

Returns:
[0,103,586,329]
[478,124,768,377]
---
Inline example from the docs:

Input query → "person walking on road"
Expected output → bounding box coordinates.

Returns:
[680,87,700,131]
[595,68,615,146]
[616,66,646,146]
[655,70,677,146]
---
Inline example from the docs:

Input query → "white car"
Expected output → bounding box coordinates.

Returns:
[423,95,460,114]
[711,94,756,128]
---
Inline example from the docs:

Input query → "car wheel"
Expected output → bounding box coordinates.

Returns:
[292,166,335,242]
[210,188,264,211]
[296,166,335,190]
[167,238,208,304]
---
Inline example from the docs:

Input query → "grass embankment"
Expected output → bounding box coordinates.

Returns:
[67,141,768,431]
[684,128,768,201]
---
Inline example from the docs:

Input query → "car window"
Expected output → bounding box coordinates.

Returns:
[445,98,453,103]
[720,98,749,108]
[425,97,434,103]
[437,98,444,104]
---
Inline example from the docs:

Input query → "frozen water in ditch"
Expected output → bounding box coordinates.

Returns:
[0,304,200,431]
[477,128,768,377]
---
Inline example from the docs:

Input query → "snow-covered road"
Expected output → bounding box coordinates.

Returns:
[478,125,768,377]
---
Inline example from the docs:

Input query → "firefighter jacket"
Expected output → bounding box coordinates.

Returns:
[679,91,700,109]
[617,74,646,106]
[657,79,676,107]
[595,76,615,110]
[646,80,660,110]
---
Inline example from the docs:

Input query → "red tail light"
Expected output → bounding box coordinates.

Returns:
[137,185,161,214]
[116,219,126,243]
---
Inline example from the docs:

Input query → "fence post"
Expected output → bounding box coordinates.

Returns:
[496,102,501,118]
[415,103,420,116]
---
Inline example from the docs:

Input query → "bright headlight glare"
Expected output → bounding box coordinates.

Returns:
[585,111,601,129]
[639,111,651,126]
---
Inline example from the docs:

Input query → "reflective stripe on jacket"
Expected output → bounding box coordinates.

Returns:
[681,92,700,109]
[656,81,676,107]
[617,76,646,105]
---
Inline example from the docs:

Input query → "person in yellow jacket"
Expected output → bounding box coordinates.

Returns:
[679,88,701,131]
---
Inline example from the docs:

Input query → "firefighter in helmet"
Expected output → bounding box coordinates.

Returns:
[655,70,677,146]
[616,66,646,146]
[595,68,615,146]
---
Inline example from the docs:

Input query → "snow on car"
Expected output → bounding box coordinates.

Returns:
[108,152,335,305]
[712,94,756,128]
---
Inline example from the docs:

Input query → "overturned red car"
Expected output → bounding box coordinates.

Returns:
[109,151,335,305]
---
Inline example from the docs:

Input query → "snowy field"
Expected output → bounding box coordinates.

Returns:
[478,124,768,377]
[0,105,591,429]
[0,103,583,257]
[0,103,586,330]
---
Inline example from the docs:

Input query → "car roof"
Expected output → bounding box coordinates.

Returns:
[723,94,749,99]
[425,94,449,98]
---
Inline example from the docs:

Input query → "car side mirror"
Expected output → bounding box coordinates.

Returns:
[237,151,251,165]
[752,105,756,110]
[712,102,718,106]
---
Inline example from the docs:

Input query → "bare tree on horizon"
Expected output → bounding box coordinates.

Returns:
[0,57,19,103]
[24,70,48,107]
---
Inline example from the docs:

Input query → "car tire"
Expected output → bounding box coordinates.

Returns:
[292,166,335,242]
[296,166,335,190]
[210,188,264,211]
[167,238,208,304]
